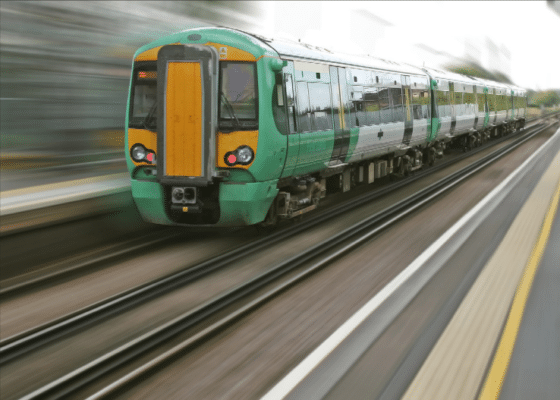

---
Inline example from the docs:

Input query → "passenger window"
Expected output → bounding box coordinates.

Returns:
[285,74,297,134]
[411,88,429,119]
[272,73,288,135]
[296,82,311,132]
[364,87,380,125]
[378,88,391,124]
[308,82,333,131]
[389,87,403,122]
[354,101,366,126]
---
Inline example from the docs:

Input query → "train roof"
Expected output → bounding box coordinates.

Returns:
[421,66,482,86]
[161,28,525,94]
[246,32,426,77]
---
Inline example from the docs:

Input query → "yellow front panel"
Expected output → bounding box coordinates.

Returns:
[216,130,259,169]
[165,62,202,177]
[134,43,180,62]
[128,128,157,167]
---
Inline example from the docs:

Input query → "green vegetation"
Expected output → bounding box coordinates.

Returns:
[445,61,513,84]
[527,90,560,107]
[445,62,560,109]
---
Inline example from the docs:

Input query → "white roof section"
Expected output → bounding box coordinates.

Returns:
[262,36,426,76]
[234,29,526,94]
[422,65,526,94]
[421,66,481,86]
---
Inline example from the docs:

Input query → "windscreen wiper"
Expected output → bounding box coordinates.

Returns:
[220,91,240,129]
[142,102,157,130]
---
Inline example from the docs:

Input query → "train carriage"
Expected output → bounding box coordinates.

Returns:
[475,78,513,137]
[422,67,489,149]
[125,27,525,228]
[507,84,528,130]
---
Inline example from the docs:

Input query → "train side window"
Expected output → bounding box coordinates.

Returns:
[276,83,284,106]
[284,74,297,134]
[272,73,288,135]
[454,92,463,115]
[437,90,450,117]
[365,101,380,125]
[296,81,311,132]
[364,87,380,125]
[389,87,403,122]
[411,88,429,119]
[378,88,391,124]
[354,101,366,126]
[308,82,333,131]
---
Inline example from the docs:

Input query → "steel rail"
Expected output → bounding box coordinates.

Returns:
[0,229,175,297]
[0,121,546,366]
[18,121,555,400]
[1,116,546,296]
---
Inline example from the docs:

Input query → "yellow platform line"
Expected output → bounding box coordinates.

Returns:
[479,175,560,400]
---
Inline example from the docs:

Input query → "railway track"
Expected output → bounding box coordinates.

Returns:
[2,114,552,297]
[0,121,548,356]
[0,117,545,297]
[4,120,555,399]
[0,120,546,353]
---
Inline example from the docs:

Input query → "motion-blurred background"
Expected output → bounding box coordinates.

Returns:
[1,1,559,183]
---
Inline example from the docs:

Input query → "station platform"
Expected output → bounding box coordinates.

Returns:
[403,142,560,400]
[0,172,131,234]
[0,173,130,217]
[499,184,560,399]
[262,127,560,400]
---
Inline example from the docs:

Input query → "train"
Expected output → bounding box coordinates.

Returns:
[125,27,527,227]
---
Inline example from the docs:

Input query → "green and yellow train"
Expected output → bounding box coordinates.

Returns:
[126,27,527,227]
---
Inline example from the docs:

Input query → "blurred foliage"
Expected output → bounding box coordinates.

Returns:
[445,61,560,108]
[527,89,560,107]
[445,62,560,107]
[444,61,513,84]
[0,1,264,156]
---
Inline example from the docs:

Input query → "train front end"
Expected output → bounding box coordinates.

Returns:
[125,29,284,226]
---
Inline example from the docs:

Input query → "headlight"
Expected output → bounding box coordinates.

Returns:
[224,145,254,167]
[235,146,254,165]
[131,144,147,162]
[130,144,156,164]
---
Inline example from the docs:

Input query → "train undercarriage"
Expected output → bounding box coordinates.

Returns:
[261,118,525,228]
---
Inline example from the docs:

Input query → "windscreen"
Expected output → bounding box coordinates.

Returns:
[129,66,157,130]
[219,62,258,129]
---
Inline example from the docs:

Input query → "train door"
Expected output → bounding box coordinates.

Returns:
[401,75,413,145]
[329,66,351,164]
[449,82,456,135]
[280,71,300,178]
[156,44,217,185]
[473,86,479,130]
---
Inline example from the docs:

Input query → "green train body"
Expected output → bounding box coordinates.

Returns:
[125,27,527,227]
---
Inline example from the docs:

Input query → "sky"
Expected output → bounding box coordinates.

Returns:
[260,1,560,91]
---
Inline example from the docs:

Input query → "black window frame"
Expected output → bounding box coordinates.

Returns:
[128,61,158,130]
[218,61,259,131]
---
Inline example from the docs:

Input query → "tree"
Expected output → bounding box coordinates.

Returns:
[528,90,560,107]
